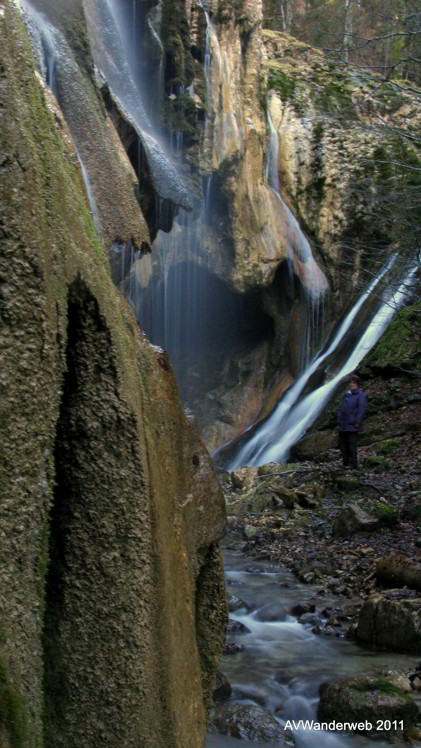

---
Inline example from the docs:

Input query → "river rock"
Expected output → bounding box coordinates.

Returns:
[356,593,421,653]
[300,613,321,626]
[292,431,337,461]
[317,675,419,735]
[224,642,245,655]
[210,703,288,743]
[213,671,232,703]
[231,467,257,490]
[227,619,250,634]
[254,603,288,622]
[290,601,316,617]
[228,594,250,612]
[332,503,379,538]
[244,524,259,539]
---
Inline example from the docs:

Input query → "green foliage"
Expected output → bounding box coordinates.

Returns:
[336,475,360,491]
[315,80,357,118]
[161,93,197,134]
[402,504,421,522]
[267,69,296,102]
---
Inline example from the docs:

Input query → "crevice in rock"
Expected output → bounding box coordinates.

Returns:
[42,277,152,746]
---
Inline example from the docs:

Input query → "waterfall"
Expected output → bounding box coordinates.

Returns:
[21,0,416,468]
[124,3,223,398]
[77,155,101,236]
[218,258,417,469]
[23,3,57,93]
[82,0,191,210]
[266,108,327,371]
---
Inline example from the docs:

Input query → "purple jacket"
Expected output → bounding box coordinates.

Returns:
[338,388,367,432]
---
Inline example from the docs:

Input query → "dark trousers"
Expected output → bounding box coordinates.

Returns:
[339,431,359,467]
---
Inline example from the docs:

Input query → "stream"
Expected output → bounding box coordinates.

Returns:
[207,551,419,748]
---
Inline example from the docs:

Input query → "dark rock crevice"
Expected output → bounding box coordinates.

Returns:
[42,278,158,746]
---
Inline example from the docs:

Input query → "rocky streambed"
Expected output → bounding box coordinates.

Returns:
[208,369,421,746]
[208,552,420,748]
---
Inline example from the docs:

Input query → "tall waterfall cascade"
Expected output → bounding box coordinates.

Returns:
[20,0,417,465]
[218,258,418,469]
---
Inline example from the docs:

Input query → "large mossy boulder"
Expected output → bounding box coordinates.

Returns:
[318,675,419,735]
[0,5,226,747]
[356,593,421,654]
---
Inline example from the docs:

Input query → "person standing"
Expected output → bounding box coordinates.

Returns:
[337,374,367,469]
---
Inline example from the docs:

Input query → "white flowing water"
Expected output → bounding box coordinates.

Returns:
[266,109,328,370]
[128,6,230,391]
[221,258,417,469]
[77,155,101,236]
[207,553,417,748]
[82,0,192,209]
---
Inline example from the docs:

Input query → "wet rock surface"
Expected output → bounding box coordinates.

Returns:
[210,702,290,744]
[317,675,419,736]
[356,593,421,654]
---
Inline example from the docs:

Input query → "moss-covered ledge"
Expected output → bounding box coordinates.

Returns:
[0,3,226,746]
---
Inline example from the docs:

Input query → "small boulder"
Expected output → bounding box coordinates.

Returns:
[223,642,245,655]
[243,524,258,540]
[376,556,421,592]
[254,603,287,622]
[257,462,282,476]
[332,503,379,538]
[227,619,250,634]
[211,703,288,743]
[227,594,249,612]
[231,467,256,490]
[356,593,421,654]
[290,601,316,617]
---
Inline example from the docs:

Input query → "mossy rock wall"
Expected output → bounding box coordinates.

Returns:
[0,4,226,747]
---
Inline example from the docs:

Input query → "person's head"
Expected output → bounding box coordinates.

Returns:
[350,374,360,390]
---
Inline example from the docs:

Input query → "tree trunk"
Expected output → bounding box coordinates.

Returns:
[343,0,353,62]
[280,0,293,33]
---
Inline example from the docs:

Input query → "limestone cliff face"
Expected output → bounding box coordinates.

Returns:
[262,31,420,293]
[189,0,328,294]
[0,4,226,747]
[175,8,419,451]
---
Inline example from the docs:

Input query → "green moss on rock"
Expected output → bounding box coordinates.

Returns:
[377,439,399,455]
[318,675,419,733]
[365,302,421,371]
[371,501,399,527]
[363,456,390,472]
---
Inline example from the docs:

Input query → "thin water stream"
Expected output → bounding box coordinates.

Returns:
[208,551,418,748]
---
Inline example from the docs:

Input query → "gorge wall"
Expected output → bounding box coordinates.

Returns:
[167,0,418,452]
[0,3,226,746]
[16,0,418,458]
